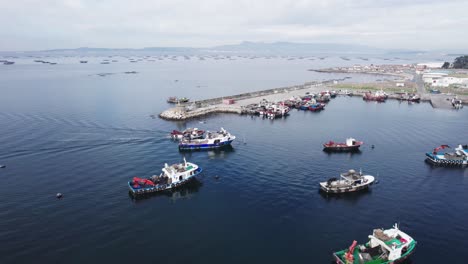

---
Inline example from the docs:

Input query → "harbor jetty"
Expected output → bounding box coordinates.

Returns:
[159,79,341,120]
[159,73,467,121]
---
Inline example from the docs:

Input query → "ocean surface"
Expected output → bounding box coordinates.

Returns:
[0,54,467,263]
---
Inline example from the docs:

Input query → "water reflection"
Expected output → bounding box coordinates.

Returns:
[319,188,372,204]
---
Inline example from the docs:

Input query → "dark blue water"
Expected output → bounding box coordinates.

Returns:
[0,55,467,264]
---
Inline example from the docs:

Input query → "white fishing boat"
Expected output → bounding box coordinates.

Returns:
[128,158,202,196]
[320,169,374,193]
[179,128,235,150]
[333,223,417,264]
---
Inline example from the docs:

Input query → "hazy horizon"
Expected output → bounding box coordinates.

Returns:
[1,0,468,52]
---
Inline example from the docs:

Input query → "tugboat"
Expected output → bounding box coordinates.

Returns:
[320,169,374,193]
[426,144,468,166]
[323,138,363,152]
[170,128,205,140]
[333,223,417,264]
[179,128,235,150]
[128,158,202,196]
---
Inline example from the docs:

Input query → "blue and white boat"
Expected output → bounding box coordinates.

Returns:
[128,158,202,196]
[426,144,468,166]
[179,128,235,150]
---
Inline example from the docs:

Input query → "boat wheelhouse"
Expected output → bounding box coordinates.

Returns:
[178,128,235,150]
[128,158,202,196]
[170,128,205,140]
[320,169,374,193]
[426,144,468,166]
[333,224,417,264]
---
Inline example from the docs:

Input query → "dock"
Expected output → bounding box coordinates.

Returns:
[159,79,465,121]
[159,79,341,120]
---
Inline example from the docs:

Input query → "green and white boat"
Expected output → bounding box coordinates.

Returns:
[333,224,416,264]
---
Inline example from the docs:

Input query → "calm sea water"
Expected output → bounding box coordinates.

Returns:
[0,55,467,264]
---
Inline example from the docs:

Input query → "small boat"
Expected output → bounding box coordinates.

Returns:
[451,98,463,109]
[179,128,235,150]
[128,158,202,196]
[167,97,178,103]
[0,165,5,168]
[407,94,420,102]
[426,144,468,166]
[320,169,374,193]
[333,224,416,264]
[323,138,363,152]
[80,60,88,63]
[308,103,325,112]
[178,97,190,103]
[363,91,386,102]
[170,128,205,140]
[3,61,14,65]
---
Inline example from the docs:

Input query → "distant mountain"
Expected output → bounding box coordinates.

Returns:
[210,41,387,55]
[41,46,197,53]
[29,42,426,55]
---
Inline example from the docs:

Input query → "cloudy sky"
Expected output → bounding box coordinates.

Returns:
[1,0,467,51]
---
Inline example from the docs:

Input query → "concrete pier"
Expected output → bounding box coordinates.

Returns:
[159,79,339,120]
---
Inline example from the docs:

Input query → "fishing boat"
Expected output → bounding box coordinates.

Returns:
[179,128,235,150]
[128,158,202,196]
[333,223,417,264]
[451,98,463,109]
[167,96,178,103]
[178,97,190,103]
[320,169,374,193]
[323,138,363,152]
[308,103,325,111]
[426,144,468,166]
[170,128,205,140]
[363,92,386,102]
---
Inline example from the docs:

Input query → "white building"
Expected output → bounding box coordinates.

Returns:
[423,72,468,87]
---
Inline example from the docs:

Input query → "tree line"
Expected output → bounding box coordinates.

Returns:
[442,55,468,69]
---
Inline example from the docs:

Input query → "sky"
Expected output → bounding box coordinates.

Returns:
[1,0,468,51]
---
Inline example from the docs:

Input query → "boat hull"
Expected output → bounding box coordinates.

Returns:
[179,140,234,150]
[320,175,374,194]
[333,241,416,264]
[323,145,361,152]
[128,167,203,196]
[425,153,467,166]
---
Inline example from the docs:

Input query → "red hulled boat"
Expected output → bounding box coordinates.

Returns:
[323,138,363,152]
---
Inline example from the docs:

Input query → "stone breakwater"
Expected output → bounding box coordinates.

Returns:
[159,79,341,121]
[159,105,242,120]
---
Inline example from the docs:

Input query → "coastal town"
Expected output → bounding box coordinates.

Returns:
[160,59,467,121]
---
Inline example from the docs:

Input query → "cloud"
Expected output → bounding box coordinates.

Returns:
[0,0,467,50]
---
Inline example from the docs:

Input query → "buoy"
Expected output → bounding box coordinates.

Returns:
[214,175,220,180]
[371,145,375,149]
[56,193,63,199]
[0,165,5,168]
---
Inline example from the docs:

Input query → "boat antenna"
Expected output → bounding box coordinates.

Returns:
[359,168,362,175]
[183,157,187,166]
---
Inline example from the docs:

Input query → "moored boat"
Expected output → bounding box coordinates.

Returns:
[167,96,178,103]
[426,144,468,166]
[179,128,235,150]
[128,158,202,196]
[323,138,363,152]
[333,224,417,264]
[320,169,374,193]
[308,103,325,111]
